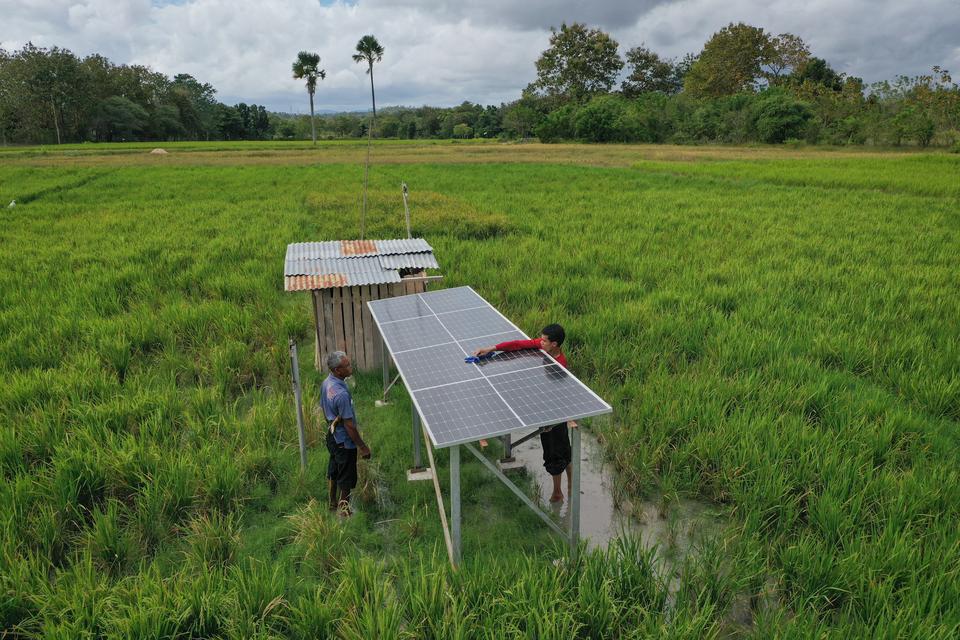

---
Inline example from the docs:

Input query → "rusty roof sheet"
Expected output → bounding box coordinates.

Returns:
[285,238,434,261]
[341,239,378,256]
[378,252,440,270]
[284,238,438,291]
[285,274,348,292]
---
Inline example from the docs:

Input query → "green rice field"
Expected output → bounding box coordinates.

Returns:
[1,141,958,638]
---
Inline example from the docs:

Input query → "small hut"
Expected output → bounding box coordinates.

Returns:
[284,238,441,370]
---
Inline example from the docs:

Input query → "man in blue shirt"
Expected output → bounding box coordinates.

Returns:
[321,350,371,516]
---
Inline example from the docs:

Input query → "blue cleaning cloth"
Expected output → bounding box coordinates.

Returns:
[464,352,495,364]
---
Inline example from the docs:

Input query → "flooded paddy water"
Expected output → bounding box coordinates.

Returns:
[507,427,726,560]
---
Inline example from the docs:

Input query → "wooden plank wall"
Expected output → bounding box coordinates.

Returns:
[312,278,431,372]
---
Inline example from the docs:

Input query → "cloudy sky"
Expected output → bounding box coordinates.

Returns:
[3,0,958,112]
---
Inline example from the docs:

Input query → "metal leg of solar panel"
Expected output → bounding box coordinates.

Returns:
[411,405,423,469]
[381,332,390,396]
[464,443,566,538]
[569,427,581,562]
[450,445,461,567]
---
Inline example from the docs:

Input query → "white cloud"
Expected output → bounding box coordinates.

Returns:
[1,0,957,111]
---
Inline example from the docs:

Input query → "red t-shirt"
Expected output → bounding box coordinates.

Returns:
[494,338,568,369]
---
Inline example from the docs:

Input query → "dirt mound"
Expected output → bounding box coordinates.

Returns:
[149,148,169,155]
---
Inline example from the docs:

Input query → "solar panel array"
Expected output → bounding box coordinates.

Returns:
[368,287,612,448]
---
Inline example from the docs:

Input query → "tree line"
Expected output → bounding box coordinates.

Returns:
[513,22,959,147]
[3,21,959,147]
[0,43,270,144]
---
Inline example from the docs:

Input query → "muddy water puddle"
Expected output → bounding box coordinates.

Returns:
[506,428,725,563]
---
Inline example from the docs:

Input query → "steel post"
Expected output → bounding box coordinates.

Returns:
[289,340,308,472]
[450,445,461,567]
[569,427,581,561]
[412,404,423,469]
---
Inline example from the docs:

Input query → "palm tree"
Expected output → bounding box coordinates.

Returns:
[291,51,325,145]
[352,35,384,238]
[352,35,384,130]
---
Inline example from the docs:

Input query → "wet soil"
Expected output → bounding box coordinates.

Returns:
[507,428,724,561]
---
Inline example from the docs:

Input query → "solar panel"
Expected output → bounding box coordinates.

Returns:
[378,315,448,352]
[368,286,612,447]
[393,342,483,391]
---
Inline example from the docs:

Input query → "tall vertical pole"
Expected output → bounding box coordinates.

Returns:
[402,183,412,239]
[569,427,581,561]
[381,331,389,396]
[289,340,308,472]
[450,445,461,567]
[411,405,423,470]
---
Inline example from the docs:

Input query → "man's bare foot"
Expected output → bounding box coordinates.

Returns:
[549,492,564,503]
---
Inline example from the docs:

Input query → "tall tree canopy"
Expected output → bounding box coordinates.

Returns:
[684,23,774,97]
[292,51,325,145]
[763,33,811,83]
[530,22,623,102]
[621,45,682,96]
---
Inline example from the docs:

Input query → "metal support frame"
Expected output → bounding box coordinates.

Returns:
[444,436,583,568]
[450,445,461,566]
[288,340,308,472]
[510,427,543,450]
[569,427,581,561]
[381,332,390,397]
[464,443,566,538]
[411,405,423,470]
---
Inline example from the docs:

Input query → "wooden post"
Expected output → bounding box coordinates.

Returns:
[312,291,324,370]
[321,290,335,358]
[361,285,375,370]
[352,286,364,367]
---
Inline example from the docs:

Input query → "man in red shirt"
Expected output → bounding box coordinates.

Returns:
[473,323,577,503]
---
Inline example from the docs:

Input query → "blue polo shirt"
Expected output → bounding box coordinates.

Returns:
[321,374,356,449]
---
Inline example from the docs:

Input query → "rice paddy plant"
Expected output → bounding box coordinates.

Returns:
[286,499,351,574]
[175,571,231,639]
[85,499,137,577]
[1,142,958,637]
[227,559,290,637]
[286,586,338,639]
[184,510,240,569]
[200,447,247,513]
[332,555,408,639]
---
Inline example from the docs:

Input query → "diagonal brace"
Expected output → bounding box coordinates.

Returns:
[464,443,566,538]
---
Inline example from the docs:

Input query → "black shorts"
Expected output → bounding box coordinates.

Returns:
[326,431,358,490]
[540,423,571,476]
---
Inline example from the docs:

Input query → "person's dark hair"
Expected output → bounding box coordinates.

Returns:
[541,323,565,347]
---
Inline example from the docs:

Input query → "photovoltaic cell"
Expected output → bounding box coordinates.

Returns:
[418,287,486,314]
[488,364,611,427]
[414,379,523,444]
[393,342,482,391]
[440,306,517,340]
[456,331,526,355]
[369,294,435,323]
[368,286,612,447]
[378,315,449,353]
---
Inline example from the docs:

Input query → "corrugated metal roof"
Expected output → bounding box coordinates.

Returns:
[341,240,378,256]
[285,274,348,291]
[284,237,439,291]
[285,238,434,261]
[284,270,403,292]
[285,241,342,261]
[378,252,440,270]
[375,238,433,255]
[285,256,385,276]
